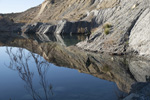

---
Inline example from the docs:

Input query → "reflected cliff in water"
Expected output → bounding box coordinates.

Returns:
[22,32,86,46]
[1,34,150,99]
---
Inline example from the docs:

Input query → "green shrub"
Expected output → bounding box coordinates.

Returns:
[102,64,111,72]
[103,23,112,29]
[125,41,129,45]
[103,23,112,35]
[104,28,110,35]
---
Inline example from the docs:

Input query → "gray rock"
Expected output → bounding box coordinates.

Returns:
[55,20,92,35]
[22,22,43,34]
[22,20,91,35]
[129,8,150,58]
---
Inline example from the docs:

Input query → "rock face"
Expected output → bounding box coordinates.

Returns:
[3,0,150,57]
[22,21,91,35]
[77,0,150,55]
[4,0,121,35]
[129,8,150,57]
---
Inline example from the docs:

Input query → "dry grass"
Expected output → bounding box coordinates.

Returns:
[96,0,119,9]
[91,27,99,34]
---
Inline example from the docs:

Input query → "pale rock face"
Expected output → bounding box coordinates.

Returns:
[34,0,50,21]
[129,8,150,57]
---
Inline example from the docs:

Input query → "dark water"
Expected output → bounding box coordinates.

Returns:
[26,33,86,46]
[0,47,123,100]
[61,34,86,46]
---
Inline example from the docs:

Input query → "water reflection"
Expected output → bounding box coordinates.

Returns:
[1,38,134,93]
[0,38,134,93]
[24,33,86,46]
[1,35,150,99]
[6,47,53,100]
[0,46,123,100]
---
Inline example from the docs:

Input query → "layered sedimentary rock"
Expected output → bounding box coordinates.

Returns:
[3,0,150,57]
[77,0,150,54]
[21,21,91,35]
[4,0,122,35]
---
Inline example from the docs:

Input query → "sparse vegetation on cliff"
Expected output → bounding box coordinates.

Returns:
[103,23,112,35]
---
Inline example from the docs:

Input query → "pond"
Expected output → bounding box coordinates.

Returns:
[1,33,143,100]
[0,47,123,100]
[0,32,129,100]
[25,33,86,46]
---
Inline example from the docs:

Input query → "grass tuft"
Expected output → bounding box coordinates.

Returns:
[103,23,112,35]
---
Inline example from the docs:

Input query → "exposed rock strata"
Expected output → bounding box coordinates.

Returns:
[77,0,149,55]
[2,0,150,57]
[22,21,91,35]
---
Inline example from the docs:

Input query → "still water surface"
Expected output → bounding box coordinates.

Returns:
[0,47,122,100]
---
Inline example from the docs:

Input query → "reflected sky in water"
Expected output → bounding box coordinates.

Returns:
[0,47,122,100]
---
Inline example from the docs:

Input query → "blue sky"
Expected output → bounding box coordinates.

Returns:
[0,0,44,14]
